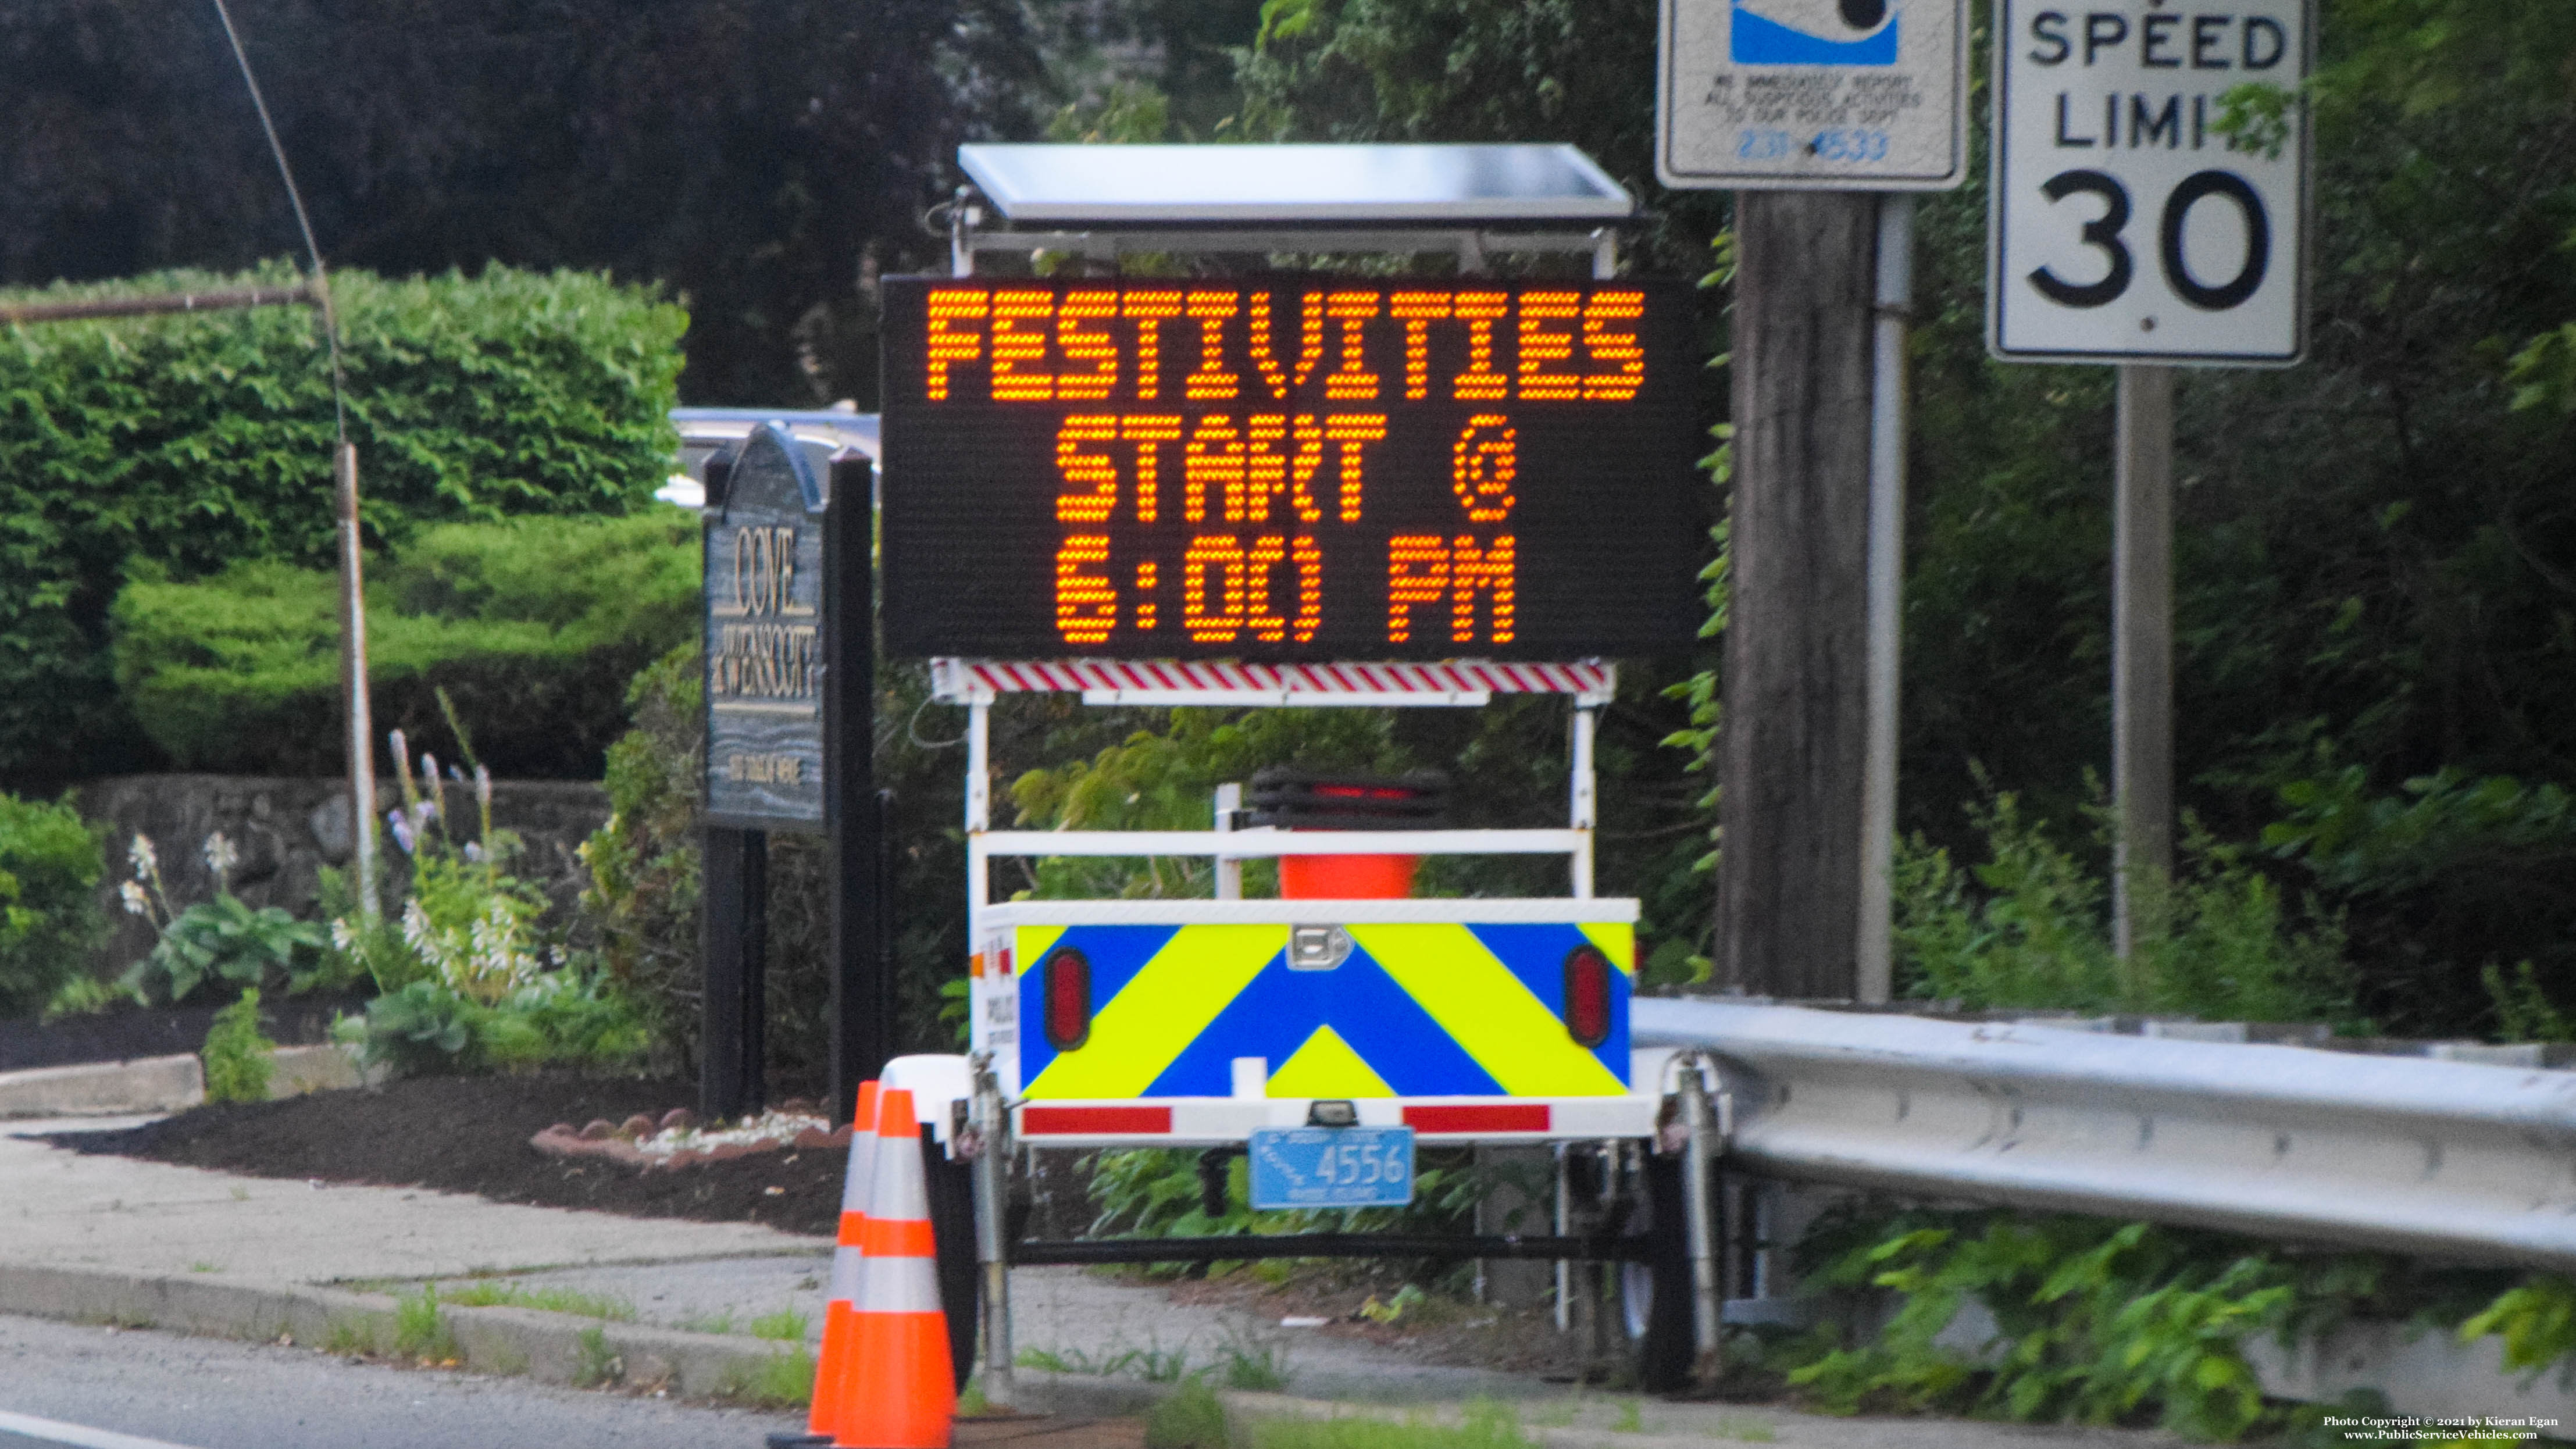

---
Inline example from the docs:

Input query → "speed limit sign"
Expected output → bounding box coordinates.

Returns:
[1988,0,2311,365]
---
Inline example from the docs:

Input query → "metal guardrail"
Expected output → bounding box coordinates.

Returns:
[1633,997,2576,1273]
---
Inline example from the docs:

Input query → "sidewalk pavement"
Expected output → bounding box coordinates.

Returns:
[0,1112,2188,1447]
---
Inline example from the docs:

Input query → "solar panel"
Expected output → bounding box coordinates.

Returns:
[956,144,1635,224]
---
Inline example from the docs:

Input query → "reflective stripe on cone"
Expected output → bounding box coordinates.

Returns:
[806,1080,882,1441]
[833,1087,954,1449]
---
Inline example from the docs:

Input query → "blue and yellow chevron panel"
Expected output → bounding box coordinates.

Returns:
[1014,920,1633,1099]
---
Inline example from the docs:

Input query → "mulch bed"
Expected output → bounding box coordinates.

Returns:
[42,1073,848,1237]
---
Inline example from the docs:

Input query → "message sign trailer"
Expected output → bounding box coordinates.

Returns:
[878,145,1723,1401]
[1985,0,2312,950]
[1657,0,1971,190]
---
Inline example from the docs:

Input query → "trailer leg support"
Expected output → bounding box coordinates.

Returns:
[1679,1058,1725,1391]
[970,1065,1015,1411]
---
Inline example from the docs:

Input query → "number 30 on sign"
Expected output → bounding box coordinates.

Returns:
[1988,0,2311,365]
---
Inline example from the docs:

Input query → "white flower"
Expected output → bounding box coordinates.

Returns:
[330,918,358,952]
[201,832,238,880]
[463,841,486,864]
[127,834,157,881]
[387,810,415,855]
[119,881,151,918]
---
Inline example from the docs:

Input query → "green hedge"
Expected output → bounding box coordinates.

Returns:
[112,513,701,778]
[0,262,686,782]
[0,792,106,1016]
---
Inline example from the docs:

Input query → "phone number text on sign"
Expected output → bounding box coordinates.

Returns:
[1248,1126,1417,1210]
[877,277,1703,662]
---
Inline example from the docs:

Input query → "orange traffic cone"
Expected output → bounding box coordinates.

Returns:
[833,1086,955,1449]
[770,1080,882,1449]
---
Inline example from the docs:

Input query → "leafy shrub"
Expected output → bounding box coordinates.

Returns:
[115,830,336,1005]
[2263,763,2576,1036]
[202,988,277,1104]
[0,262,686,781]
[2459,1275,2576,1381]
[577,643,704,1065]
[1779,1204,2575,1443]
[1893,792,2352,1025]
[342,967,649,1078]
[112,511,700,778]
[330,729,650,1077]
[0,791,107,1016]
[127,895,331,1005]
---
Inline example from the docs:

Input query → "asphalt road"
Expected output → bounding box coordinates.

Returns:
[0,1312,802,1449]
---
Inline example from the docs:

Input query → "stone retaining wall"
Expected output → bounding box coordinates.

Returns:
[69,775,611,977]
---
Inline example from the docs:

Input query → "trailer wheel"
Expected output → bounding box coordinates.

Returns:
[1625,1150,1694,1393]
[922,1127,981,1392]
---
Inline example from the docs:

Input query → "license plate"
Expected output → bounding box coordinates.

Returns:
[1248,1126,1416,1209]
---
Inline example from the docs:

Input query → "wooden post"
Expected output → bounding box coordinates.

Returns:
[2111,365,2176,958]
[1716,191,1879,1000]
[826,455,886,1122]
[333,444,377,916]
[700,826,768,1121]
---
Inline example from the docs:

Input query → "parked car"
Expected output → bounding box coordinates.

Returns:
[658,405,880,508]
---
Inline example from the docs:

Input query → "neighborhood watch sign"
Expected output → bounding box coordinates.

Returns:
[702,423,829,830]
[1657,0,1968,190]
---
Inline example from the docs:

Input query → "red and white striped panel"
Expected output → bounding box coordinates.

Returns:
[933,658,1613,701]
[1011,1095,1658,1147]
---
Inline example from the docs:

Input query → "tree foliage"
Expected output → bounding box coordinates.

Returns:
[0,0,1040,405]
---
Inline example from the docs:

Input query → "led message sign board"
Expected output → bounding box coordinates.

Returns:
[879,277,1702,662]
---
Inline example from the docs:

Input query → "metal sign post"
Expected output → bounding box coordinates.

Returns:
[1988,0,2312,950]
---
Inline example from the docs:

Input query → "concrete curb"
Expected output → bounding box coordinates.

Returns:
[1028,1381,1793,1449]
[0,1043,376,1118]
[0,1054,203,1117]
[0,1262,812,1401]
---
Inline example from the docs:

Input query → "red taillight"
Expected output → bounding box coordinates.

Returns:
[1043,947,1091,1050]
[1563,945,1612,1048]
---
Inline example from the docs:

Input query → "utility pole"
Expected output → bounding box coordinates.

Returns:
[1715,191,1879,1000]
